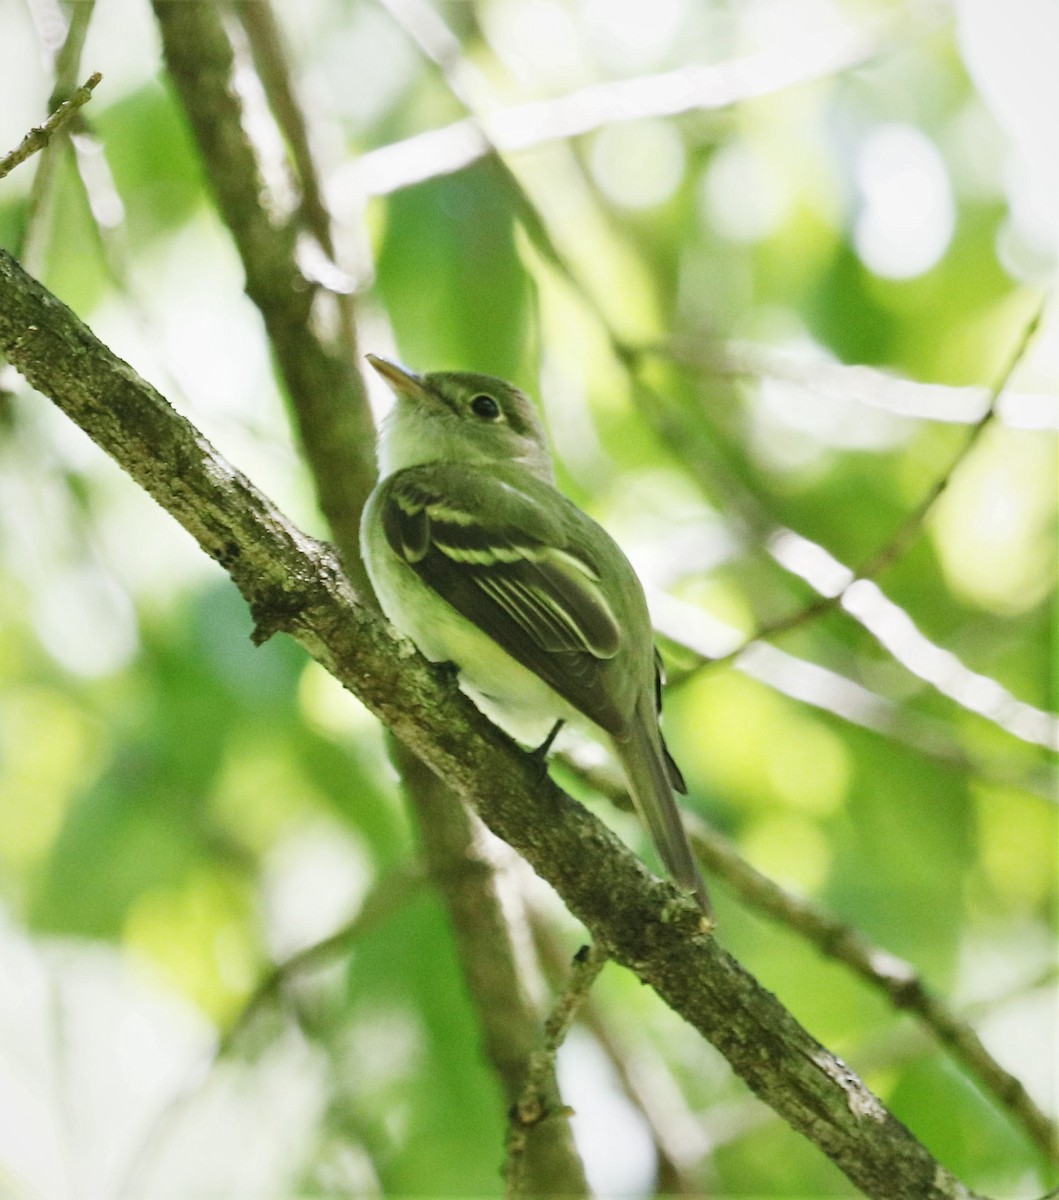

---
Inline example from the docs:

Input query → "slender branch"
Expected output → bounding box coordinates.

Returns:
[0,71,101,182]
[0,247,990,1200]
[678,298,1048,671]
[532,918,707,1191]
[394,743,589,1194]
[47,0,98,112]
[673,337,1059,432]
[686,819,1059,1162]
[10,3,99,289]
[152,8,589,1189]
[857,304,1044,578]
[505,944,608,1197]
[232,0,336,256]
[340,10,923,198]
[568,756,1058,1163]
[151,0,375,586]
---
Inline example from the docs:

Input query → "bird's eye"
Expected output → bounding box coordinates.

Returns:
[470,393,501,420]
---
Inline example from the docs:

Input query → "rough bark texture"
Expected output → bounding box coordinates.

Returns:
[146,4,592,1187]
[394,744,587,1195]
[0,247,984,1200]
[151,0,376,587]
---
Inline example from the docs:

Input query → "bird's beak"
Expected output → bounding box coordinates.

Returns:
[366,354,431,403]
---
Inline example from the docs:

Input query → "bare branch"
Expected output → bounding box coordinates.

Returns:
[0,70,101,182]
[0,246,989,1200]
[569,751,1057,1163]
[151,0,375,586]
[394,743,590,1193]
[675,338,1059,432]
[233,0,336,256]
[505,945,608,1197]
[532,918,708,1191]
[10,3,100,310]
[681,300,1048,672]
[338,12,921,199]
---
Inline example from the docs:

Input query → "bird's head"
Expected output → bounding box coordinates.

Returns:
[367,355,554,483]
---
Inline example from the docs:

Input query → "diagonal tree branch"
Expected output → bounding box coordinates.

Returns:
[232,0,336,258]
[686,300,1048,669]
[569,756,1058,1162]
[151,0,376,589]
[0,243,994,1200]
[364,0,1056,761]
[148,4,588,1188]
[0,70,101,182]
[339,8,927,198]
[393,743,589,1194]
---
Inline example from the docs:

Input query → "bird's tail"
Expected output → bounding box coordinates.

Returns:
[613,701,713,918]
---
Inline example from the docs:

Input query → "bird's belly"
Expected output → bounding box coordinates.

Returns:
[366,544,578,746]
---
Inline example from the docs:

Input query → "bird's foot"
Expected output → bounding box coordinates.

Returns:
[528,719,564,767]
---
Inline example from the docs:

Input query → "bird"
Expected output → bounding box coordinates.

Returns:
[360,354,712,917]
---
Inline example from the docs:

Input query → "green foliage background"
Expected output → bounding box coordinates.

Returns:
[0,0,1055,1196]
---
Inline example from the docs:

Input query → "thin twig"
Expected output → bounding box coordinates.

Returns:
[531,917,708,1192]
[47,0,98,111]
[672,337,1059,432]
[232,0,336,256]
[16,5,98,275]
[0,247,996,1200]
[692,298,1048,670]
[0,71,101,182]
[151,0,376,588]
[341,10,923,198]
[505,944,608,1197]
[563,757,1058,1162]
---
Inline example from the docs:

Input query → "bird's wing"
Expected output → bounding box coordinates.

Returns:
[380,465,631,735]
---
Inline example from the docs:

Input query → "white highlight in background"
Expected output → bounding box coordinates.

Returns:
[854,124,955,280]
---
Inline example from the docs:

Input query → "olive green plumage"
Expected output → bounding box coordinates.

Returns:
[361,355,711,916]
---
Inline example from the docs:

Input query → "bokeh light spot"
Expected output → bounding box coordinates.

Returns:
[854,124,955,279]
[589,119,686,210]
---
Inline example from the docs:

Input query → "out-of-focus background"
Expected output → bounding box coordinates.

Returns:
[0,0,1055,1196]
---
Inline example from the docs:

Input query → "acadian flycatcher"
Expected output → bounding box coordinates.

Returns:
[361,355,712,916]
